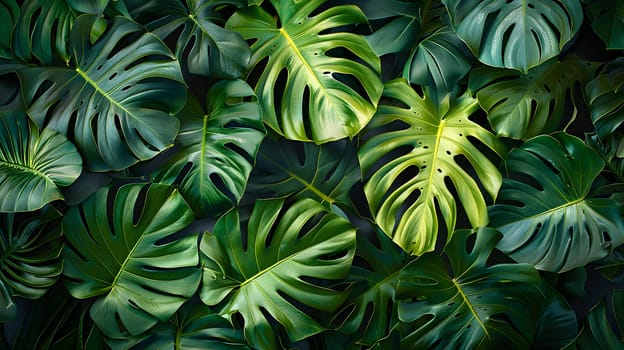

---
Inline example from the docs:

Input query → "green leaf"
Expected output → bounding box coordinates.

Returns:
[397,228,544,349]
[128,0,251,78]
[332,229,409,346]
[532,284,578,349]
[200,198,356,349]
[153,79,264,218]
[62,183,200,338]
[18,14,186,171]
[66,0,110,15]
[13,0,76,65]
[0,282,16,322]
[226,0,383,143]
[586,58,624,141]
[593,244,624,283]
[490,132,624,272]
[0,0,19,59]
[443,0,584,72]
[404,26,475,105]
[359,79,505,255]
[0,207,62,304]
[109,299,250,350]
[583,0,624,49]
[365,3,420,56]
[470,57,597,139]
[574,289,624,348]
[247,138,360,211]
[0,110,82,212]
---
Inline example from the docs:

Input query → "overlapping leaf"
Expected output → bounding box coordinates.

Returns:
[0,110,82,212]
[586,58,624,143]
[470,57,597,139]
[63,183,201,338]
[397,228,544,349]
[200,198,356,349]
[574,290,624,348]
[18,14,186,171]
[359,78,505,255]
[153,79,264,217]
[583,0,624,49]
[127,0,250,78]
[0,0,18,59]
[443,0,584,72]
[226,0,383,142]
[247,138,360,210]
[490,133,624,272]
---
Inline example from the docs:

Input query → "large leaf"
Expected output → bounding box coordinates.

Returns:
[470,57,597,139]
[13,0,75,65]
[200,198,356,349]
[226,0,383,143]
[247,138,360,211]
[358,79,505,255]
[62,183,201,338]
[489,132,624,272]
[109,299,249,350]
[583,0,624,50]
[396,228,544,349]
[18,14,186,171]
[332,228,409,347]
[153,79,264,218]
[443,0,583,72]
[0,109,82,212]
[127,0,250,78]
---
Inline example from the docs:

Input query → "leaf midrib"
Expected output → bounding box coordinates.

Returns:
[0,160,53,185]
[279,27,326,95]
[452,277,489,338]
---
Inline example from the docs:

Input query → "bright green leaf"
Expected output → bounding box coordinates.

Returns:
[18,14,186,171]
[153,79,264,218]
[490,133,624,272]
[200,198,356,349]
[63,183,200,338]
[359,79,505,255]
[226,0,383,143]
[443,0,583,72]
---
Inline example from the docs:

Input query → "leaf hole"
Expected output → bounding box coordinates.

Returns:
[225,142,254,165]
[132,185,150,225]
[210,173,237,206]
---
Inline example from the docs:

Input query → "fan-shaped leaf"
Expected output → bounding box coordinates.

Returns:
[0,110,82,212]
[226,0,383,143]
[63,183,200,338]
[359,79,505,255]
[128,0,250,78]
[18,14,186,171]
[397,228,544,349]
[153,79,264,218]
[200,198,356,349]
[13,0,75,65]
[443,0,583,72]
[490,133,624,272]
[584,0,624,50]
[470,57,597,139]
[247,138,360,210]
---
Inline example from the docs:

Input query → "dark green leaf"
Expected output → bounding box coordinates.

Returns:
[574,289,624,348]
[586,58,624,141]
[153,79,264,217]
[0,0,19,59]
[66,0,110,15]
[583,0,624,49]
[532,284,578,349]
[200,198,356,349]
[490,132,624,272]
[63,183,200,338]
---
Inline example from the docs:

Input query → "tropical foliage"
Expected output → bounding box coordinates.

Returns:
[1,0,623,349]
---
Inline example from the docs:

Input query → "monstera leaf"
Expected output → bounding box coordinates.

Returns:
[153,79,264,218]
[63,183,201,338]
[0,0,18,59]
[363,0,420,56]
[490,133,624,272]
[13,0,75,65]
[359,79,505,255]
[443,0,583,72]
[586,58,624,143]
[127,0,250,78]
[574,289,624,348]
[0,207,62,322]
[583,0,624,49]
[247,138,360,211]
[226,0,383,143]
[109,299,249,350]
[397,228,544,349]
[470,57,597,139]
[404,26,475,105]
[0,110,82,212]
[200,198,356,349]
[332,229,409,346]
[18,14,186,171]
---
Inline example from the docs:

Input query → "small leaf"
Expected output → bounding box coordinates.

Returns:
[200,198,356,349]
[490,132,624,272]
